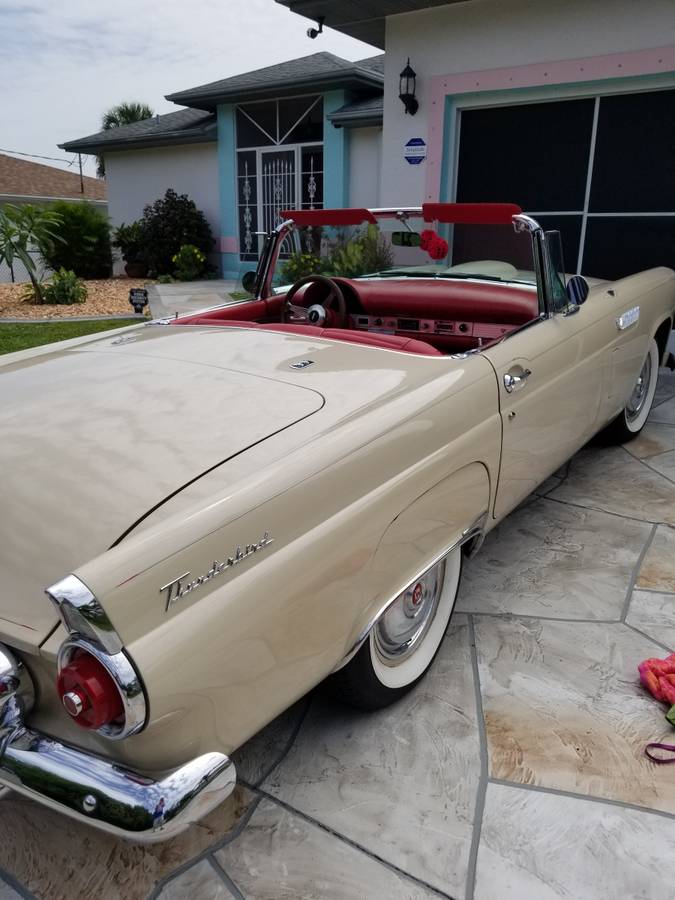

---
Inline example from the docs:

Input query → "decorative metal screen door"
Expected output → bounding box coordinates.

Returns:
[260,149,296,234]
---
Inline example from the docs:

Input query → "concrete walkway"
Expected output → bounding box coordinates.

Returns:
[147,279,239,319]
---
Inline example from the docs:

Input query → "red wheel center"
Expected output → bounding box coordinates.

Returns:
[411,582,424,606]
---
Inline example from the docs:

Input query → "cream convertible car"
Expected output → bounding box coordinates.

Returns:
[1,203,673,841]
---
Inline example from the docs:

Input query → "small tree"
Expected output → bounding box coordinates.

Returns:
[42,201,112,279]
[97,101,154,178]
[137,189,213,276]
[0,204,63,302]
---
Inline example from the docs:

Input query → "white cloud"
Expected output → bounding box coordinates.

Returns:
[0,0,377,176]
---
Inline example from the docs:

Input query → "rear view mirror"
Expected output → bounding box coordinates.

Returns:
[391,231,421,248]
[566,275,589,305]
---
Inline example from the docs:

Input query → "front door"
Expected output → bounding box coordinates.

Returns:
[260,149,296,234]
[485,308,605,520]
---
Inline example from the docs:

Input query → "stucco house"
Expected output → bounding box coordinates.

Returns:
[62,0,675,282]
[60,53,384,278]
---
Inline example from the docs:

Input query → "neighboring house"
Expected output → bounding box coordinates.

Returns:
[61,0,675,282]
[0,152,107,283]
[60,52,384,278]
[278,0,675,281]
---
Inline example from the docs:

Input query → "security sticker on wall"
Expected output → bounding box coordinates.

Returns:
[404,137,427,165]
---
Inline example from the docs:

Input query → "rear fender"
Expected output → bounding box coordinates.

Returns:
[337,461,489,668]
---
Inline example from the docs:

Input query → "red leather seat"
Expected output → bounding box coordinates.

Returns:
[174,319,442,355]
[258,324,442,355]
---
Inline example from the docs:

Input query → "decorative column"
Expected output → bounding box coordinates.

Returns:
[216,103,240,279]
[323,90,350,209]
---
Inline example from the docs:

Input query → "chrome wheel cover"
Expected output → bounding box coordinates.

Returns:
[373,560,446,666]
[626,352,653,423]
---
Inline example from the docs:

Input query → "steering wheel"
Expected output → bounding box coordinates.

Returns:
[282,275,347,328]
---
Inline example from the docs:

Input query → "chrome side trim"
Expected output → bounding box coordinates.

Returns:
[57,638,147,740]
[334,512,488,672]
[47,575,123,655]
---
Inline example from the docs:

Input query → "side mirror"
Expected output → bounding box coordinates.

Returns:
[241,270,256,294]
[566,275,589,305]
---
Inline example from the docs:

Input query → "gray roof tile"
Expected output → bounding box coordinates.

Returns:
[60,108,216,153]
[167,51,383,108]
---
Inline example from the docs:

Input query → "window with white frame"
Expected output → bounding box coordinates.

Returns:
[455,87,675,280]
[236,96,324,261]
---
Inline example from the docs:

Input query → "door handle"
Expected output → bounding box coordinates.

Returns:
[504,368,531,393]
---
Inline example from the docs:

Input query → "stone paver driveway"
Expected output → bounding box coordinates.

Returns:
[2,371,675,900]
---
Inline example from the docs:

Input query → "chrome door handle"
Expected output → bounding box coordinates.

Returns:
[504,369,531,393]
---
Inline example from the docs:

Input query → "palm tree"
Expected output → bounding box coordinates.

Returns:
[96,101,154,177]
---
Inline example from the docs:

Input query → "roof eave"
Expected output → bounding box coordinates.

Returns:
[59,128,217,155]
[166,71,383,111]
[328,111,383,128]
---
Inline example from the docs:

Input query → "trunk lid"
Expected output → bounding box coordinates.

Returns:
[0,333,323,648]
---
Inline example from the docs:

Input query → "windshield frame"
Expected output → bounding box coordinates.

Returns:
[253,207,550,317]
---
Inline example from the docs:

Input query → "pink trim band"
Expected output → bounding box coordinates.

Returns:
[220,236,239,253]
[424,44,675,202]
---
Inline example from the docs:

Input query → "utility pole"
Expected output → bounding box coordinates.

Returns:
[78,153,84,194]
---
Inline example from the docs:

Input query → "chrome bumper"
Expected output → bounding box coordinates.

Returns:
[0,645,235,842]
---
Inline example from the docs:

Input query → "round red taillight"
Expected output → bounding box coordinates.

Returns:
[56,649,124,730]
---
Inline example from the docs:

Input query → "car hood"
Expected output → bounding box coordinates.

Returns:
[0,329,324,648]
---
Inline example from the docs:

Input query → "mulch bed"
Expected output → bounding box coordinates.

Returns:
[0,279,151,319]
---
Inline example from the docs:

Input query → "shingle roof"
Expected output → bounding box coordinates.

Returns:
[166,51,384,110]
[60,108,216,154]
[0,153,106,201]
[327,94,383,126]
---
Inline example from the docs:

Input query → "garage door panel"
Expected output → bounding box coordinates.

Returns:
[583,216,675,280]
[456,99,595,210]
[590,89,675,213]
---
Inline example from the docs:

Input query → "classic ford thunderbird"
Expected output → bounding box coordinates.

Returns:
[1,203,673,841]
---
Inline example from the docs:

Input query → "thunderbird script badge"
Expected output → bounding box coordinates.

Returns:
[160,531,273,610]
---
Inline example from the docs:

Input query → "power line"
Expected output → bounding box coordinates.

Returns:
[0,147,78,167]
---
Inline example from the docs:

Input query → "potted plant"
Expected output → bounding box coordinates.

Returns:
[113,221,147,278]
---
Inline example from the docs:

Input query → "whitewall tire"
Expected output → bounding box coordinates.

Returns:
[603,337,659,443]
[327,547,462,709]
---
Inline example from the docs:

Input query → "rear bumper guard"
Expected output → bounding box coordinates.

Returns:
[0,644,235,842]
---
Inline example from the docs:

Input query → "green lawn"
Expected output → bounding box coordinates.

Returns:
[0,319,142,355]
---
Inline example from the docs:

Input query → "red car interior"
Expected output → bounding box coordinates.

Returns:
[173,278,540,355]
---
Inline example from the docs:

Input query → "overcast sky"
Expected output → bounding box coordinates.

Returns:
[1,0,376,177]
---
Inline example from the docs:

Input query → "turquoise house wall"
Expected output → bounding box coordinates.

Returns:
[216,103,240,280]
[216,92,350,279]
[322,90,349,209]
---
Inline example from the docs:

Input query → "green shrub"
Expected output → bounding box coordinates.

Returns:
[42,201,112,278]
[137,189,213,276]
[172,244,206,281]
[42,268,87,304]
[280,252,327,283]
[156,273,175,284]
[113,221,143,264]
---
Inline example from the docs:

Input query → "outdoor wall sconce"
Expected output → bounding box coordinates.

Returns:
[399,59,418,115]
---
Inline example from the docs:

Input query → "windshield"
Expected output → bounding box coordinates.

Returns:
[268,216,536,291]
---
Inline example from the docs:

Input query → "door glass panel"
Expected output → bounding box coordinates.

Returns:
[236,105,276,147]
[280,97,323,144]
[237,151,258,261]
[261,150,296,237]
